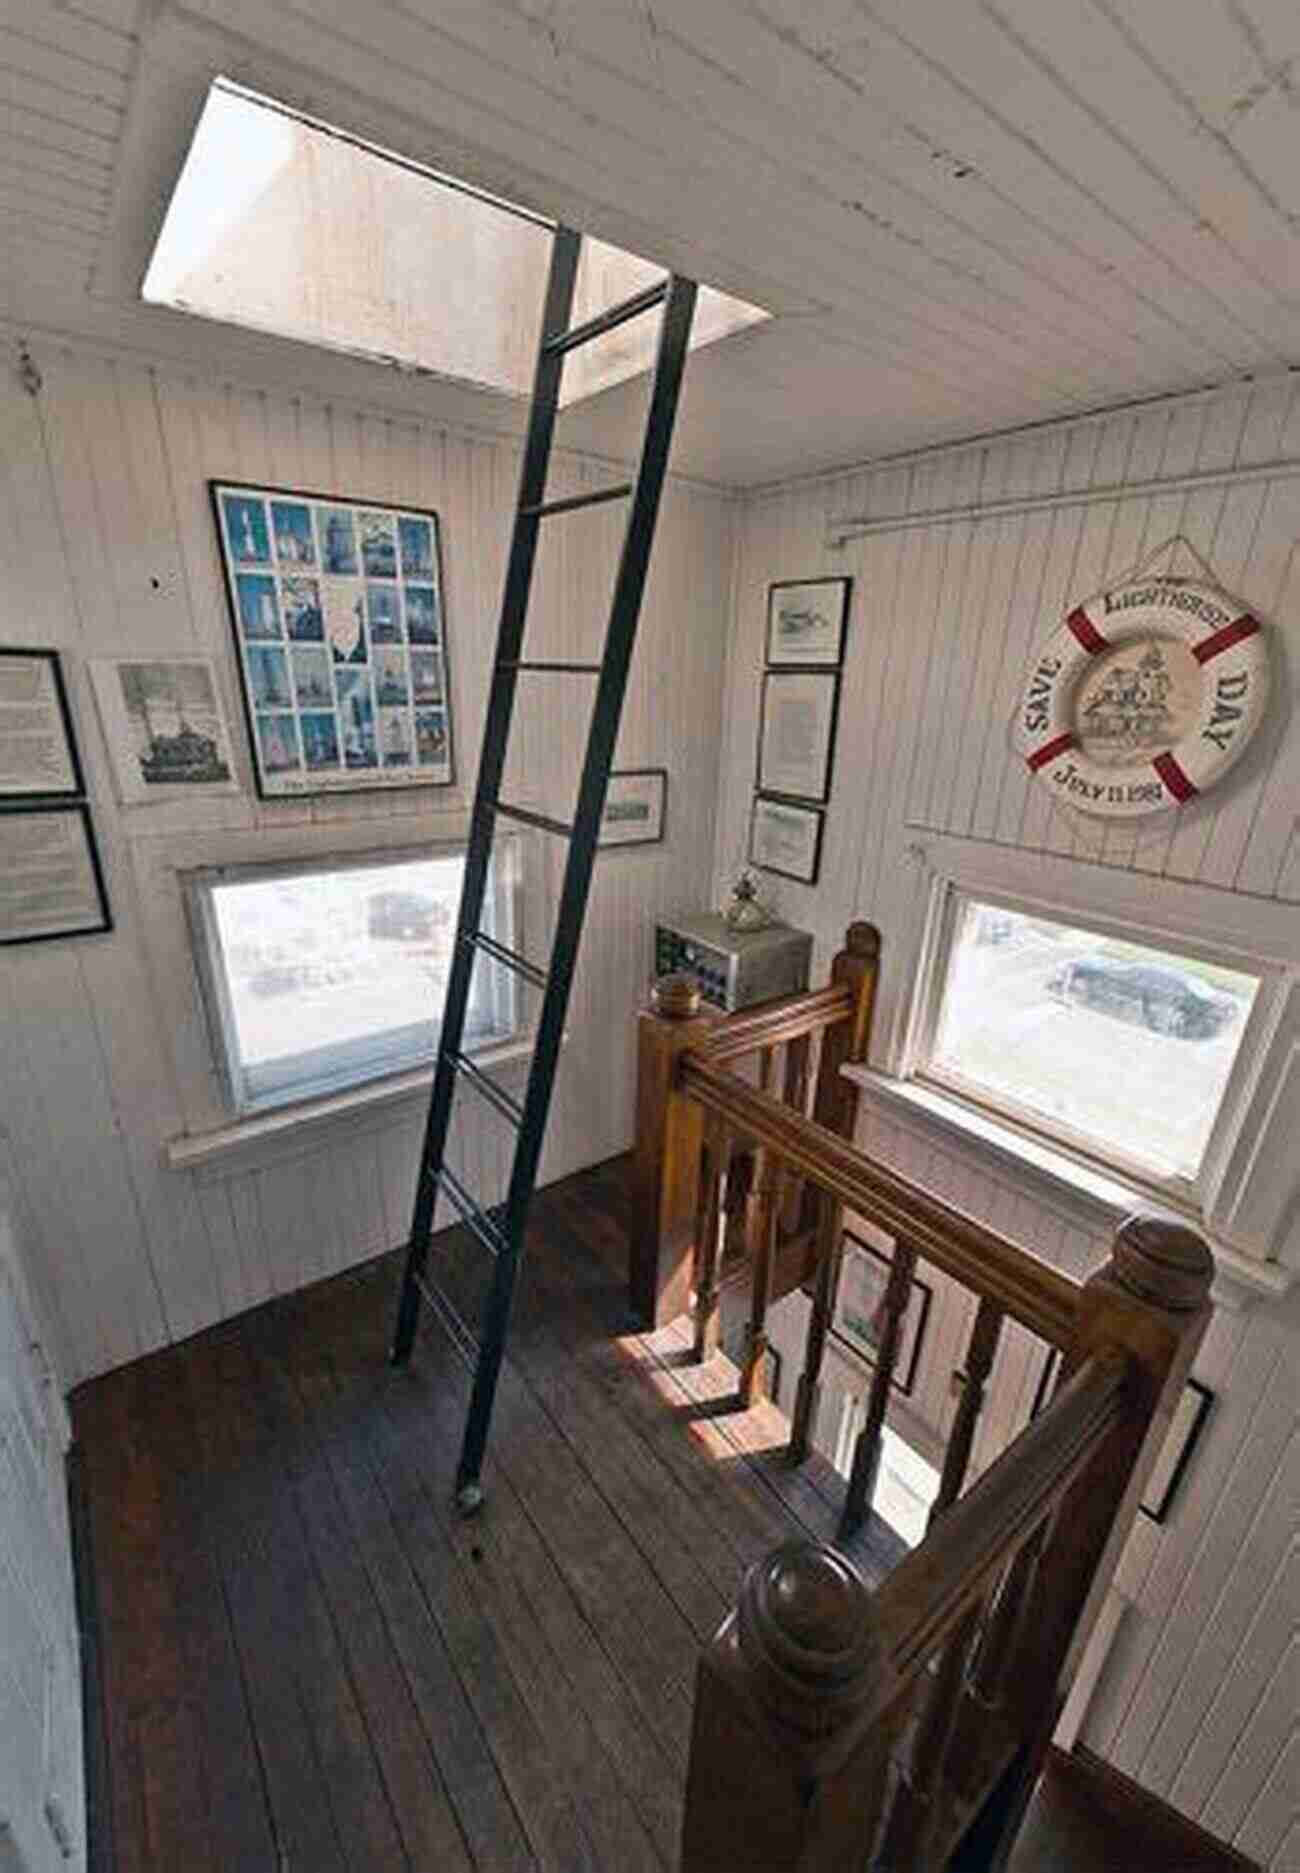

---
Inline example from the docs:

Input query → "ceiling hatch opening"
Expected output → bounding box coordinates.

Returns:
[143,79,769,407]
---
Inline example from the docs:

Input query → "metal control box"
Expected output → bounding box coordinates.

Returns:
[654,912,813,1012]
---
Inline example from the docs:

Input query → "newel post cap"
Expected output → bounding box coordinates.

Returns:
[1112,1214,1214,1312]
[650,972,702,1020]
[737,1542,889,1740]
[844,921,881,961]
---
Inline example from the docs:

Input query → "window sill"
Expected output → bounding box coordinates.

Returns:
[842,1065,1293,1310]
[166,1032,541,1178]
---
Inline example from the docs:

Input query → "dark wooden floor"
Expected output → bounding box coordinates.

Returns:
[73,1154,903,1873]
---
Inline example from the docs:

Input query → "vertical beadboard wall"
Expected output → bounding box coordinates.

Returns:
[714,375,1299,1867]
[0,341,735,1387]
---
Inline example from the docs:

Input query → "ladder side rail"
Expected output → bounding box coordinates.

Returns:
[454,274,699,1498]
[390,227,581,1365]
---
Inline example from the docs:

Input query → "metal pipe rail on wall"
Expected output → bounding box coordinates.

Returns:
[826,456,1300,549]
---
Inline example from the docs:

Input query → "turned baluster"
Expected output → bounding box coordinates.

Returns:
[777,1032,811,1235]
[788,1201,843,1465]
[838,1239,919,1537]
[739,1149,778,1406]
[947,1515,1053,1803]
[757,1042,776,1094]
[930,1296,1004,1526]
[876,1595,989,1871]
[693,1114,732,1362]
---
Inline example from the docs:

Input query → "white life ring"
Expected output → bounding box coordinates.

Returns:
[1013,577,1269,818]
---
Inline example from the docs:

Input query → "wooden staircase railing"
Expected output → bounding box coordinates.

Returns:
[631,923,1216,1871]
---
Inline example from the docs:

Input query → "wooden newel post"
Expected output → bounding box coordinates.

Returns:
[986,1213,1215,1856]
[790,921,882,1462]
[680,1542,899,1873]
[630,974,720,1327]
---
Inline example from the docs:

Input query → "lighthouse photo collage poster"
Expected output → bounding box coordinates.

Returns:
[212,483,454,799]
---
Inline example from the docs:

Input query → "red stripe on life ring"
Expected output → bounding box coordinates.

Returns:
[1066,607,1109,656]
[1153,751,1198,802]
[1192,614,1259,664]
[1026,731,1076,772]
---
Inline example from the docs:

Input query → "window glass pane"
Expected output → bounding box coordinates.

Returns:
[928,900,1258,1182]
[205,852,510,1111]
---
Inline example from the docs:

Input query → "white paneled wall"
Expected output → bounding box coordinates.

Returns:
[715,376,1299,1865]
[0,342,734,1384]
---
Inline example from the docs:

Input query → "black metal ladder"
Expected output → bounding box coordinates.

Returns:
[390,227,697,1511]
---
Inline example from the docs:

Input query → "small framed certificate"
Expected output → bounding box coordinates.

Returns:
[0,804,112,945]
[0,648,84,799]
[749,795,824,884]
[757,670,840,803]
[766,577,851,667]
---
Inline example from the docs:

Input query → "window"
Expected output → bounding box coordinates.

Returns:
[188,844,517,1115]
[916,893,1265,1195]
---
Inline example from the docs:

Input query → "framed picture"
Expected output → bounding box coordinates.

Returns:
[0,649,84,799]
[766,577,851,667]
[0,804,111,945]
[757,670,840,802]
[599,768,666,848]
[749,795,824,884]
[832,1231,932,1397]
[1140,1379,1213,1524]
[90,657,238,805]
[211,481,455,798]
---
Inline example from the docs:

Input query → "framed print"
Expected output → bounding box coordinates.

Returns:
[0,649,84,799]
[599,768,666,848]
[0,804,111,944]
[90,657,238,805]
[832,1231,932,1397]
[1140,1379,1213,1524]
[767,577,851,667]
[758,670,839,802]
[211,481,455,798]
[749,795,823,884]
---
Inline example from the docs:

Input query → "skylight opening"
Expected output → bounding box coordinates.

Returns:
[143,81,768,407]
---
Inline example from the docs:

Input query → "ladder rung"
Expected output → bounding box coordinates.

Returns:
[544,279,669,355]
[499,660,603,674]
[449,1049,524,1127]
[520,482,632,520]
[436,1163,506,1260]
[493,800,573,839]
[463,929,549,992]
[412,1271,478,1368]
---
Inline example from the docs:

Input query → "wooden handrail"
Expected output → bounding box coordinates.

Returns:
[872,1352,1127,1681]
[697,982,854,1064]
[680,1053,1079,1348]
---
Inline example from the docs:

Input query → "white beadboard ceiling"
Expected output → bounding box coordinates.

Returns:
[0,0,1297,486]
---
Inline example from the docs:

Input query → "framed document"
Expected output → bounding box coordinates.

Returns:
[831,1231,932,1398]
[757,670,840,802]
[211,481,455,798]
[766,577,851,667]
[749,795,823,884]
[1140,1379,1213,1524]
[599,769,666,847]
[0,649,84,799]
[0,804,111,945]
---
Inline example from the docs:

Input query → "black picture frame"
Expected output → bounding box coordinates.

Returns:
[0,802,112,945]
[210,479,455,801]
[749,794,824,885]
[0,647,86,801]
[1139,1378,1214,1524]
[756,668,841,804]
[598,767,667,848]
[831,1231,933,1398]
[766,576,852,668]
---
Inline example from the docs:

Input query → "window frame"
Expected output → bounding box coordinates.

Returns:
[185,836,519,1118]
[904,877,1286,1218]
